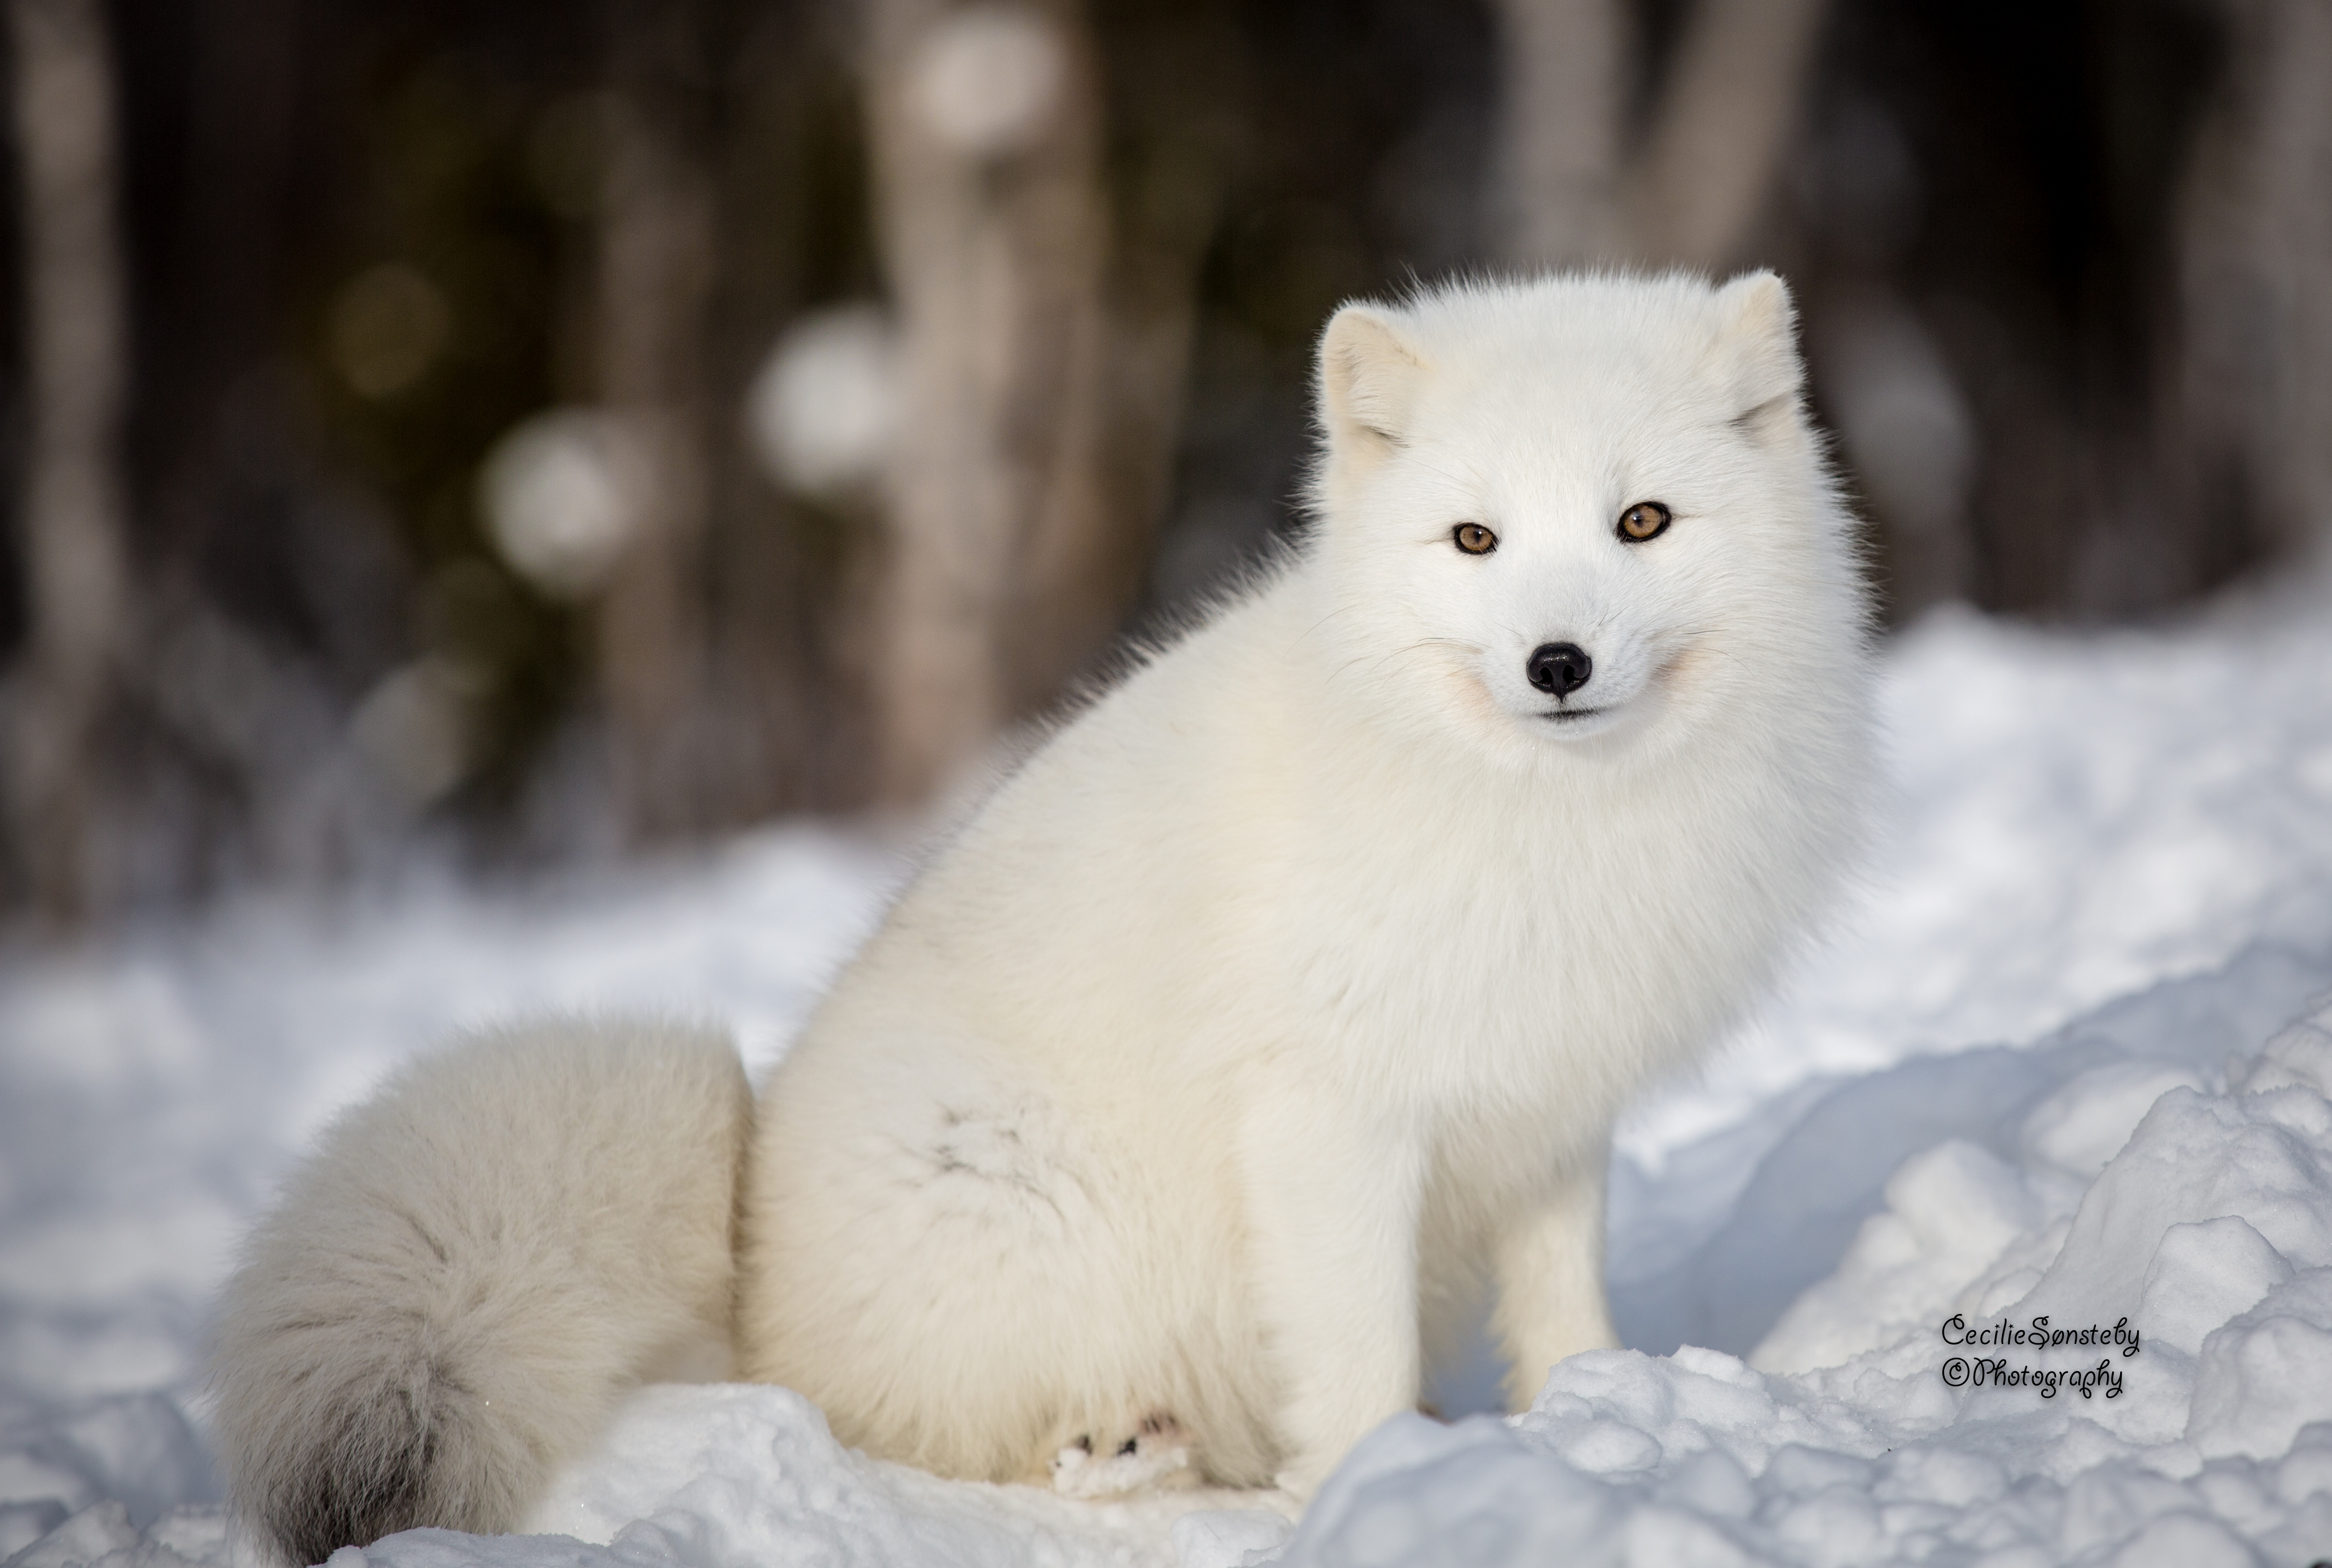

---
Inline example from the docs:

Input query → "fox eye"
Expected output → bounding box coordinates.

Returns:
[1617,501,1672,542]
[1452,523,1498,555]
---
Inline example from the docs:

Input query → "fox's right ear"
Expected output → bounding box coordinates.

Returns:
[1317,304,1427,463]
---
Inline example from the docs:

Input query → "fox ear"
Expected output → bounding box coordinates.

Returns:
[1712,271,1806,431]
[1318,304,1427,459]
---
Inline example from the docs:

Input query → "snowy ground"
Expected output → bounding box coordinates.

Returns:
[5,572,2332,1568]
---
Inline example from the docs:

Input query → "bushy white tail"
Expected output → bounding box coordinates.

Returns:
[208,1017,752,1565]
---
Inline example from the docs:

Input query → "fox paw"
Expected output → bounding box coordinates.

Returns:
[1049,1412,1195,1499]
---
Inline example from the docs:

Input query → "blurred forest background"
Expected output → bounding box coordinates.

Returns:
[0,0,2326,926]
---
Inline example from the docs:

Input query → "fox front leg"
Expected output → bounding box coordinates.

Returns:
[1237,1087,1427,1495]
[1491,1157,1620,1413]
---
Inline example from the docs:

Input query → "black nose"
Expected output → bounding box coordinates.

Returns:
[1527,642,1593,697]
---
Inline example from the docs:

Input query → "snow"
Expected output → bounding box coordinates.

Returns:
[5,573,2332,1568]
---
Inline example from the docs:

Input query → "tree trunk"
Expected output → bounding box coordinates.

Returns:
[5,0,132,924]
[860,0,1116,804]
[1486,0,1624,265]
[2177,0,2332,568]
[1622,0,1833,269]
[1493,0,1835,272]
[593,9,718,838]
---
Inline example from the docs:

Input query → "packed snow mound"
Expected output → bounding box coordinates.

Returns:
[4,581,2332,1567]
[1280,982,2332,1568]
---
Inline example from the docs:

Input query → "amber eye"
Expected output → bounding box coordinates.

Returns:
[1453,523,1498,555]
[1617,501,1672,542]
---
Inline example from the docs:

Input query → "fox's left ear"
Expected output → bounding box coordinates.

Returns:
[1711,271,1806,433]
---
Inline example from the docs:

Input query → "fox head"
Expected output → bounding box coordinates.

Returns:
[1306,271,1867,775]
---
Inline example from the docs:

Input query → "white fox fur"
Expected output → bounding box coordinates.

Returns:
[209,1019,751,1563]
[211,271,1871,1561]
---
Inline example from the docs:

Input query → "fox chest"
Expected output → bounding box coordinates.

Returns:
[1253,784,1783,1115]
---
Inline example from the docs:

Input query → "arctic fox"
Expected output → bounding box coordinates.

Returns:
[210,271,1871,1562]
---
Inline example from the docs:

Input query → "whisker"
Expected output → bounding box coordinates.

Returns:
[1298,603,1364,647]
[1328,638,1479,685]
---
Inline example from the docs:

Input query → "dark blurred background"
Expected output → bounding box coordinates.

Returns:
[1,0,2325,925]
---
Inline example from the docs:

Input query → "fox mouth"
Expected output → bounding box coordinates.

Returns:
[1542,707,1606,723]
